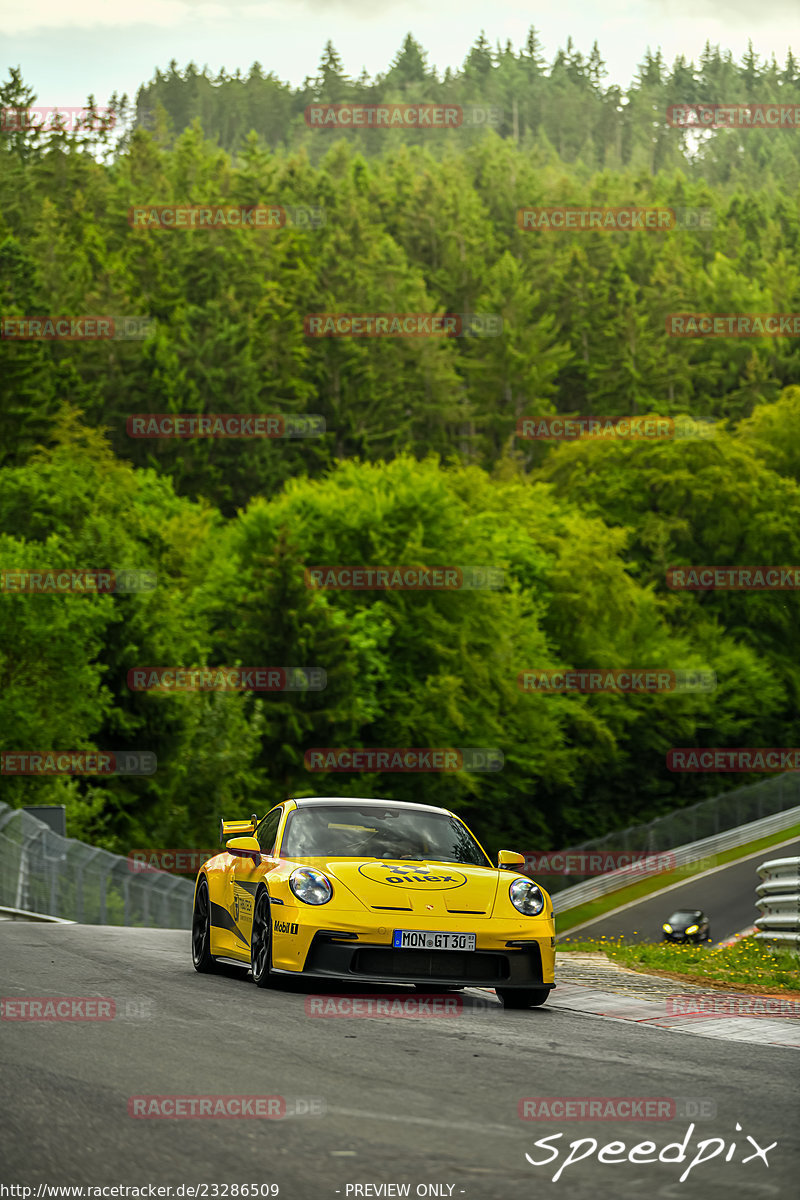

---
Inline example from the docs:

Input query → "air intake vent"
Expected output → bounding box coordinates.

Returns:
[372,905,412,911]
[353,949,507,982]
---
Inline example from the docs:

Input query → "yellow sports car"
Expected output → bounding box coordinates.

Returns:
[191,797,555,1008]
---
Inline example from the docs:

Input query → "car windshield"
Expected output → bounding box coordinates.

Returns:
[280,804,491,866]
[668,911,700,924]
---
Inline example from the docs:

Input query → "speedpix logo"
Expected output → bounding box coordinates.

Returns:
[274,919,299,935]
[525,1121,777,1183]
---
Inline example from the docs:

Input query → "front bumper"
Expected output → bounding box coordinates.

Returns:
[278,931,552,989]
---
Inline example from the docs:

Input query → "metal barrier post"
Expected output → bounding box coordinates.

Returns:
[99,862,110,923]
[755,857,800,956]
[75,847,102,924]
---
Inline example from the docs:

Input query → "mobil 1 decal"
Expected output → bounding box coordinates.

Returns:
[358,862,467,889]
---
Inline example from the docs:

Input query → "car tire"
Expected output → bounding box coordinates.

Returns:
[251,889,275,989]
[192,880,219,973]
[496,987,550,1009]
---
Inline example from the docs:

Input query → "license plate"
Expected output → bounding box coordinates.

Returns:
[392,930,476,951]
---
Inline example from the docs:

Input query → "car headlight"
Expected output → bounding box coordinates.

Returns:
[663,923,672,933]
[509,878,545,916]
[289,867,332,905]
[685,924,699,935]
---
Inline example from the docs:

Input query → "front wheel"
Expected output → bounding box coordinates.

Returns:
[251,890,275,988]
[192,880,219,973]
[496,987,550,1009]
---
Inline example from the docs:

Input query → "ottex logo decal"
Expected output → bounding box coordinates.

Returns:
[274,919,299,935]
[358,863,467,890]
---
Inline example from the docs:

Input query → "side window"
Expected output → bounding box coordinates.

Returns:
[256,808,282,855]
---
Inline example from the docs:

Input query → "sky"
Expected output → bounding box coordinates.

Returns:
[1,0,798,109]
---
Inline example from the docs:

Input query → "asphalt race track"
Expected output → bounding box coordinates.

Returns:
[557,836,800,944]
[1,924,797,1200]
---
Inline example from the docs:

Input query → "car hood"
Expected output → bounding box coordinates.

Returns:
[319,858,501,916]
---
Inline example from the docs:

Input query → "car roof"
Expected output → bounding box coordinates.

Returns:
[287,796,451,816]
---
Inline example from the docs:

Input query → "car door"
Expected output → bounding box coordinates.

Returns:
[230,806,283,952]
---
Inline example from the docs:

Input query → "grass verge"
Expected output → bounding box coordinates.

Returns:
[553,819,800,934]
[558,935,800,996]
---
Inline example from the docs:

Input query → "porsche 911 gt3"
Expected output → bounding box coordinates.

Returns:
[191,797,555,1009]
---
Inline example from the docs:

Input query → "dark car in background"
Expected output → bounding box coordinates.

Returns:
[662,909,711,944]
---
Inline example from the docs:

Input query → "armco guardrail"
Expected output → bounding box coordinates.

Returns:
[552,804,800,915]
[755,857,800,954]
[0,803,193,927]
[0,904,74,923]
[546,769,800,893]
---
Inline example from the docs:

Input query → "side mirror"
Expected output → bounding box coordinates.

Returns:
[226,836,262,863]
[498,849,526,870]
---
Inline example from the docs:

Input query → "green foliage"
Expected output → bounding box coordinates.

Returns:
[1,60,798,516]
[3,411,798,855]
[563,936,800,994]
[1,41,799,859]
[130,35,800,195]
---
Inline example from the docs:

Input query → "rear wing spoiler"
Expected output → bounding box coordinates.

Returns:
[219,816,259,843]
